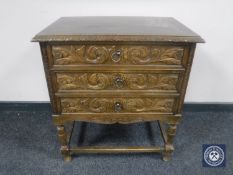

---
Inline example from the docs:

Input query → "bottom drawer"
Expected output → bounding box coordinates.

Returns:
[61,97,175,113]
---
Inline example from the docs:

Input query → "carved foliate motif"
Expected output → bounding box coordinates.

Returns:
[61,98,174,113]
[56,73,178,90]
[52,45,184,65]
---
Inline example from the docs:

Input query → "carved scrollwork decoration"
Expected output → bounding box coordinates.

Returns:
[128,46,184,65]
[127,46,150,64]
[155,74,178,89]
[57,73,110,90]
[85,46,109,64]
[61,98,174,113]
[127,74,148,89]
[61,98,86,113]
[52,45,85,64]
[52,45,115,64]
[153,47,184,65]
[118,73,178,90]
[57,73,178,90]
[86,73,109,89]
[89,98,111,113]
[125,98,145,112]
[52,45,184,65]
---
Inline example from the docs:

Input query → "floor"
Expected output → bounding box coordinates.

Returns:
[0,108,232,175]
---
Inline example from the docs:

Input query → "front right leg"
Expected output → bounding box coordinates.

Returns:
[162,123,177,161]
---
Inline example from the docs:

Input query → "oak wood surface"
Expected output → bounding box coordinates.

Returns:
[34,17,203,161]
[32,17,204,43]
[53,113,181,125]
[70,146,164,154]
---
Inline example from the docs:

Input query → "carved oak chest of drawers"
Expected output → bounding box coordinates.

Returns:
[32,17,204,161]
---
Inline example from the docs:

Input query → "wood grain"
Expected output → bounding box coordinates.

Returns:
[32,17,204,43]
[53,113,182,125]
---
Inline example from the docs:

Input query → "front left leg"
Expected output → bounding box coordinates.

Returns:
[57,125,72,162]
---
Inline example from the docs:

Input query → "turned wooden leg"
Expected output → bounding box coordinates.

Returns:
[162,123,177,161]
[162,145,174,161]
[57,125,72,162]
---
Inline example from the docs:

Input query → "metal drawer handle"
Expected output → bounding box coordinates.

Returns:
[114,76,124,88]
[111,50,121,62]
[114,102,123,112]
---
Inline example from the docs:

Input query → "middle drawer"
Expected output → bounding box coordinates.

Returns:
[56,72,179,91]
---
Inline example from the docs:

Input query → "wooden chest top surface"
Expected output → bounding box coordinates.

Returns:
[32,16,204,43]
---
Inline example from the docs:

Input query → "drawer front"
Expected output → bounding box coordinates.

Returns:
[61,97,175,113]
[56,72,179,91]
[52,45,184,65]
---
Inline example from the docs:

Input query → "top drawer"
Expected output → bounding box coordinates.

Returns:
[51,45,184,65]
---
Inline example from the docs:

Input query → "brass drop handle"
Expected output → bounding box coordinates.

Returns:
[114,102,123,112]
[114,76,124,88]
[111,50,121,62]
